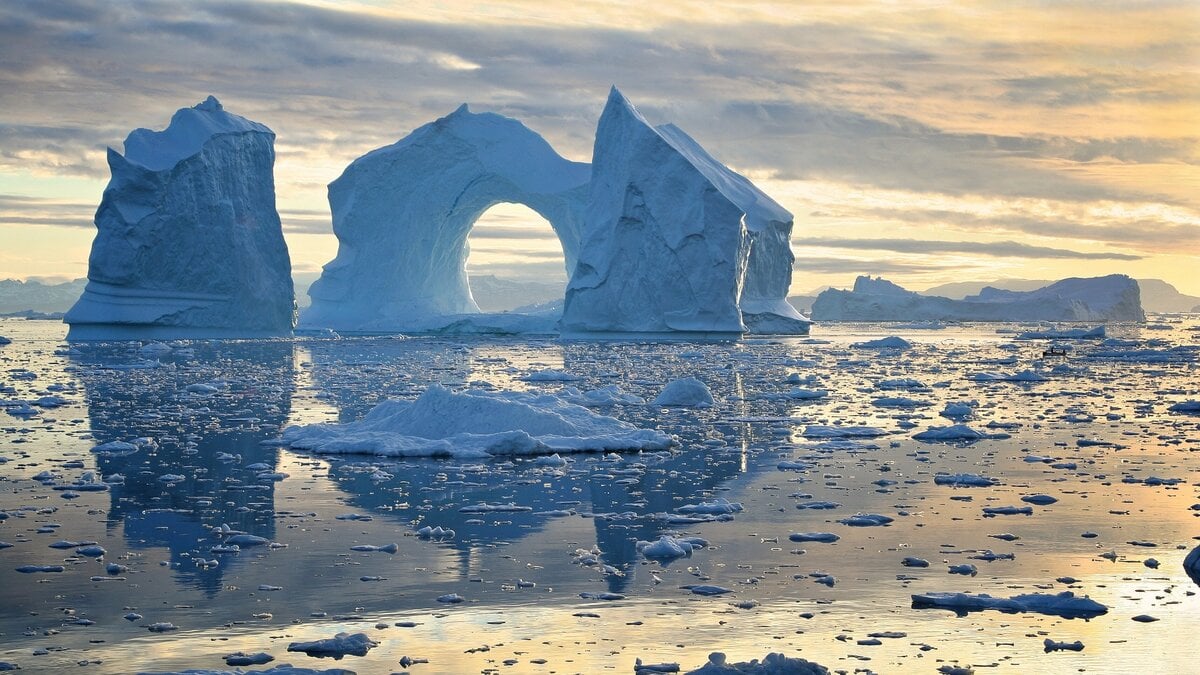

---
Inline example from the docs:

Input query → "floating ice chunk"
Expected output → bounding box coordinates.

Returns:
[777,460,811,471]
[1168,400,1200,413]
[287,632,378,658]
[934,473,998,487]
[789,532,840,543]
[683,651,830,675]
[940,401,978,419]
[913,424,1008,442]
[911,591,1107,617]
[1043,639,1084,652]
[635,658,681,674]
[521,369,582,382]
[902,557,930,567]
[1017,326,1106,340]
[851,336,912,350]
[1021,494,1058,505]
[561,385,645,406]
[948,564,977,576]
[676,499,743,516]
[1184,545,1200,585]
[283,385,674,458]
[983,506,1033,516]
[839,513,893,527]
[872,396,931,408]
[683,585,732,596]
[416,525,456,539]
[459,503,532,514]
[579,591,625,601]
[653,378,715,408]
[787,388,828,400]
[223,652,275,666]
[637,536,708,561]
[349,543,398,553]
[802,425,886,439]
[224,534,269,547]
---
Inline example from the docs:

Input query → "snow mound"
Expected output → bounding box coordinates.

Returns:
[813,275,1143,322]
[66,96,294,339]
[282,385,674,458]
[911,591,1107,617]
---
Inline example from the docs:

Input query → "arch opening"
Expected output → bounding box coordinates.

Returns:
[464,202,568,313]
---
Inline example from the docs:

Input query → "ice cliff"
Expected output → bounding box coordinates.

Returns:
[561,88,807,336]
[65,96,294,339]
[811,274,1144,322]
[300,105,590,333]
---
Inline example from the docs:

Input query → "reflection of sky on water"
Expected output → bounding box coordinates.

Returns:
[2,320,1200,673]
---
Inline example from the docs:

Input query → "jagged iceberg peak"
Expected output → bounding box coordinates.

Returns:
[121,95,273,171]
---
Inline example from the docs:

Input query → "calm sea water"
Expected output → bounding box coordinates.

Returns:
[0,317,1197,674]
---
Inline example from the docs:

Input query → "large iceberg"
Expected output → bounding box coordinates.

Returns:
[65,96,295,339]
[300,88,807,336]
[811,274,1144,322]
[561,88,808,336]
[300,105,589,333]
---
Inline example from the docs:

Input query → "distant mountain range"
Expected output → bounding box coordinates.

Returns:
[923,278,1200,313]
[0,278,87,315]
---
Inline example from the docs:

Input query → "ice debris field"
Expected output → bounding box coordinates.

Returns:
[1,317,1199,673]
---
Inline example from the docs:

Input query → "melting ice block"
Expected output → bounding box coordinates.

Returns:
[561,88,808,336]
[65,96,294,339]
[300,105,589,333]
[282,384,675,458]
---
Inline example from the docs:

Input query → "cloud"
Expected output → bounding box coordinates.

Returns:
[792,237,1142,261]
[791,256,962,276]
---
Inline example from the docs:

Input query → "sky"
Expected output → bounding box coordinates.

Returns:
[1,0,1197,295]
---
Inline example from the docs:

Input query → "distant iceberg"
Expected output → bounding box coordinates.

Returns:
[65,97,294,339]
[811,274,1143,322]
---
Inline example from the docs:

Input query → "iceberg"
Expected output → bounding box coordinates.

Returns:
[282,384,675,458]
[65,96,295,339]
[301,105,590,333]
[562,88,808,336]
[811,275,1144,322]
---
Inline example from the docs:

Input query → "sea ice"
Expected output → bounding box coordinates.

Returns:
[283,385,674,458]
[911,591,1107,617]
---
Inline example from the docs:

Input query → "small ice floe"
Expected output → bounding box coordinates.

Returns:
[777,460,811,471]
[902,557,930,568]
[802,425,886,439]
[967,370,1047,383]
[934,473,997,487]
[795,500,840,510]
[1184,545,1200,585]
[579,591,625,601]
[789,532,839,543]
[787,388,828,400]
[416,525,455,539]
[223,651,274,666]
[948,564,977,576]
[1044,638,1084,652]
[349,543,398,553]
[224,534,269,547]
[16,565,65,573]
[876,378,928,390]
[852,336,912,350]
[287,631,378,658]
[636,536,708,561]
[1131,614,1159,623]
[839,513,893,527]
[1016,326,1105,340]
[911,591,1107,617]
[680,651,829,674]
[459,503,532,514]
[0,335,10,345]
[968,550,1014,561]
[147,622,179,632]
[913,424,1009,442]
[676,499,742,516]
[634,658,680,674]
[1168,400,1200,414]
[682,585,732,596]
[940,401,977,419]
[521,368,582,382]
[436,593,465,604]
[561,385,645,406]
[653,378,715,408]
[872,396,931,408]
[283,384,674,458]
[982,506,1033,516]
[1021,494,1058,505]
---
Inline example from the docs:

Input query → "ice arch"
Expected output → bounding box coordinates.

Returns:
[301,105,589,333]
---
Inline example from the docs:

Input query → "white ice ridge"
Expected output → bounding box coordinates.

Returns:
[281,384,676,458]
[65,96,294,339]
[812,274,1144,322]
[301,105,590,333]
[301,87,807,336]
[562,87,807,336]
